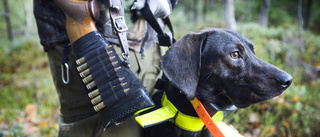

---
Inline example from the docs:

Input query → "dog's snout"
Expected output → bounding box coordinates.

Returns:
[276,73,293,89]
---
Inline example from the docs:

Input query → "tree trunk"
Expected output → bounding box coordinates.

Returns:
[304,0,312,29]
[202,0,208,20]
[246,0,252,21]
[3,0,13,41]
[224,0,237,30]
[193,0,199,23]
[259,0,270,27]
[24,0,32,37]
[202,0,214,21]
[298,0,305,53]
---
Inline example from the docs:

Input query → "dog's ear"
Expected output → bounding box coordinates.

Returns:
[160,32,208,100]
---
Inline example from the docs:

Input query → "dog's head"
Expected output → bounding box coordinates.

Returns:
[160,28,293,108]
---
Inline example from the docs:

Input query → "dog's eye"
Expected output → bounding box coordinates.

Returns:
[230,51,240,59]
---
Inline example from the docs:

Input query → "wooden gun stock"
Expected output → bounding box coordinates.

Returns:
[54,0,100,44]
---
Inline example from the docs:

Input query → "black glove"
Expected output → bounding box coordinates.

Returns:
[73,31,154,128]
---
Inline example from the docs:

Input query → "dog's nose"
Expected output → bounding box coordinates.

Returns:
[276,73,293,89]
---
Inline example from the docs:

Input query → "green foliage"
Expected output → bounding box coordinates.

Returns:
[0,37,59,136]
[230,83,320,136]
[269,8,295,27]
[310,8,320,33]
[8,123,24,137]
[234,0,260,22]
[301,31,320,64]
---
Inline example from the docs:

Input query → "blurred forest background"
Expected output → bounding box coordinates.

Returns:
[0,0,320,136]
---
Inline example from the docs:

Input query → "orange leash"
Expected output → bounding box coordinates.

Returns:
[191,98,225,137]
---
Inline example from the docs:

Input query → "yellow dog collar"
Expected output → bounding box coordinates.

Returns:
[135,92,224,132]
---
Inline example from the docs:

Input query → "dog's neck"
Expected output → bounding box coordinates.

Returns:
[156,77,233,117]
[165,83,199,117]
[195,82,234,108]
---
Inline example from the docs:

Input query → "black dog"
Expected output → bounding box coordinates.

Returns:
[142,28,293,137]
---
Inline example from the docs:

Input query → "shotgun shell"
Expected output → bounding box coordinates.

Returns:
[94,102,106,112]
[119,77,125,82]
[105,45,112,50]
[77,63,88,72]
[80,69,91,78]
[82,75,93,84]
[88,89,99,98]
[107,51,113,55]
[109,56,116,61]
[121,82,127,87]
[86,81,96,90]
[76,57,86,65]
[91,95,102,105]
[112,61,118,67]
[115,66,121,72]
[124,88,130,93]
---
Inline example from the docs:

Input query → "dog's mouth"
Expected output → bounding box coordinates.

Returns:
[232,89,286,108]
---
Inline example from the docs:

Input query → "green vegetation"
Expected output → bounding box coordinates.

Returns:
[1,0,319,136]
[0,37,59,136]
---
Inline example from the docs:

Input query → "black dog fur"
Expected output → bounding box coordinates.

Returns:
[142,28,293,137]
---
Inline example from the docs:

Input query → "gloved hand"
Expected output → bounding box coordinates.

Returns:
[131,0,177,18]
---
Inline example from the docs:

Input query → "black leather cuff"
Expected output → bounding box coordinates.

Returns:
[72,31,154,128]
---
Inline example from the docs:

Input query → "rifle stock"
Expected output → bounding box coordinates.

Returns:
[54,0,100,44]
